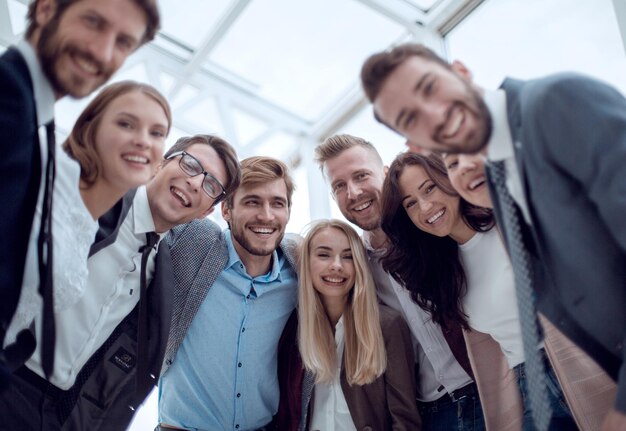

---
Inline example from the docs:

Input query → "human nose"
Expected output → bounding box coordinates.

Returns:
[132,128,152,149]
[186,172,204,191]
[458,155,476,175]
[346,181,361,200]
[417,196,433,211]
[257,203,275,221]
[329,255,343,271]
[87,32,116,65]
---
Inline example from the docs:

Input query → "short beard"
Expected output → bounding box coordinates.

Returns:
[231,225,284,257]
[36,13,111,98]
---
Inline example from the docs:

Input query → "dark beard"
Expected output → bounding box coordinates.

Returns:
[36,14,110,98]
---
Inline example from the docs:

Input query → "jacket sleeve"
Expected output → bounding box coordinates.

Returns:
[526,75,626,412]
[380,307,422,430]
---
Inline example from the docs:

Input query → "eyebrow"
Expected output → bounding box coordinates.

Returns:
[117,112,168,129]
[394,73,432,128]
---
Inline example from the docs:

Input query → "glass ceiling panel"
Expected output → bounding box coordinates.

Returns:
[232,107,270,146]
[209,0,407,122]
[446,0,626,94]
[183,96,227,137]
[404,0,441,12]
[8,0,27,36]
[159,0,237,49]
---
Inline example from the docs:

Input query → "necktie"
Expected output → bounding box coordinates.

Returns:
[136,232,159,397]
[487,160,552,430]
[38,121,56,380]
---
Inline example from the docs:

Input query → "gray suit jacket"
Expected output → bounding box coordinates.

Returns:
[490,74,626,412]
[161,217,300,376]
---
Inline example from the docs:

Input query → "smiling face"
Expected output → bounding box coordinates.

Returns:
[323,146,385,232]
[222,179,291,259]
[309,227,355,307]
[373,56,492,154]
[33,0,148,98]
[443,152,492,208]
[146,143,228,233]
[93,90,168,193]
[398,163,473,243]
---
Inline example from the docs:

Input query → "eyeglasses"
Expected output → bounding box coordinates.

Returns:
[166,151,226,200]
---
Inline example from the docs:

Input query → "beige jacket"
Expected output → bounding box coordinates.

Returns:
[465,315,616,431]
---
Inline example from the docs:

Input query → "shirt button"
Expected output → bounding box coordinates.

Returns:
[246,294,250,299]
[238,362,242,368]
[241,328,245,333]
[235,425,240,429]
[237,393,241,398]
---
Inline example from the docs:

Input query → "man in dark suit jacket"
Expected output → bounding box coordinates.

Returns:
[0,135,241,430]
[0,0,159,380]
[360,43,626,430]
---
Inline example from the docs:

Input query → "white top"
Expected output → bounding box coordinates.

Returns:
[459,228,525,368]
[364,234,473,402]
[310,317,357,431]
[25,186,161,389]
[484,89,533,225]
[4,149,98,346]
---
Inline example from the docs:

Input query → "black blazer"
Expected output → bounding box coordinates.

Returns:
[59,191,175,431]
[490,74,626,412]
[0,48,42,355]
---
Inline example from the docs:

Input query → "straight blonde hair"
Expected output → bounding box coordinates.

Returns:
[298,219,387,385]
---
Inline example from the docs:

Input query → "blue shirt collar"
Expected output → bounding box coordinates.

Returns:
[224,229,283,282]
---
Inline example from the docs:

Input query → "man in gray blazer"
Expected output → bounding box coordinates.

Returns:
[0,134,240,430]
[360,42,626,430]
[158,156,299,431]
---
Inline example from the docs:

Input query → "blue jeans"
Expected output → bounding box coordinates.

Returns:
[417,384,486,431]
[514,352,578,431]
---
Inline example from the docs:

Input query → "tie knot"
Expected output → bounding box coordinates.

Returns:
[140,232,159,254]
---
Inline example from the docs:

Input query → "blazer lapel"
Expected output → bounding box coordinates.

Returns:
[89,189,137,257]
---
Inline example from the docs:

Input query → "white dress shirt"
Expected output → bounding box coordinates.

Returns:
[363,234,473,402]
[484,89,533,225]
[310,317,357,431]
[26,186,161,389]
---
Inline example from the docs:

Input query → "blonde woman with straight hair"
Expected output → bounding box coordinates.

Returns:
[275,219,421,431]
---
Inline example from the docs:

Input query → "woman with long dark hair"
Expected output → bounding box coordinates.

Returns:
[380,152,576,431]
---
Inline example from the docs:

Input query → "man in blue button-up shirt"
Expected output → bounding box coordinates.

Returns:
[158,156,299,431]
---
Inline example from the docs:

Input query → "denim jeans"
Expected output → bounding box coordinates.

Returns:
[514,352,578,431]
[417,387,486,431]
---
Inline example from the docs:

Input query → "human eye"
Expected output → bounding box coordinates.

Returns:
[446,159,458,170]
[272,200,286,208]
[343,253,353,260]
[82,13,102,29]
[404,200,416,210]
[116,36,134,52]
[150,128,166,138]
[316,252,329,258]
[424,79,436,96]
[117,119,132,129]
[355,172,369,182]
[332,182,346,195]
[425,184,436,194]
[403,112,416,130]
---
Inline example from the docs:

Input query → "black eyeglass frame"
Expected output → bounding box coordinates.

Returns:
[166,150,226,202]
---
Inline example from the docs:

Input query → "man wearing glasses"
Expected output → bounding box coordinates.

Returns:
[157,156,298,431]
[17,134,241,430]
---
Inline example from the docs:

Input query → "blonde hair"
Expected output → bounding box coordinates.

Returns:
[298,219,386,385]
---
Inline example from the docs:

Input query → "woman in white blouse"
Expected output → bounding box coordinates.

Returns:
[275,219,421,431]
[5,81,171,347]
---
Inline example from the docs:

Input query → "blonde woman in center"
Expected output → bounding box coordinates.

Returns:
[275,219,421,431]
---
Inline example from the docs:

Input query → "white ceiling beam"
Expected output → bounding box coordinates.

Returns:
[167,0,252,100]
[613,0,626,55]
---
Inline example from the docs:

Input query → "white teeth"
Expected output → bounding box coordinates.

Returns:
[353,200,372,212]
[75,56,99,74]
[172,188,190,206]
[427,209,445,224]
[251,227,274,234]
[443,109,464,138]
[469,176,486,190]
[123,155,148,164]
[322,276,345,283]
